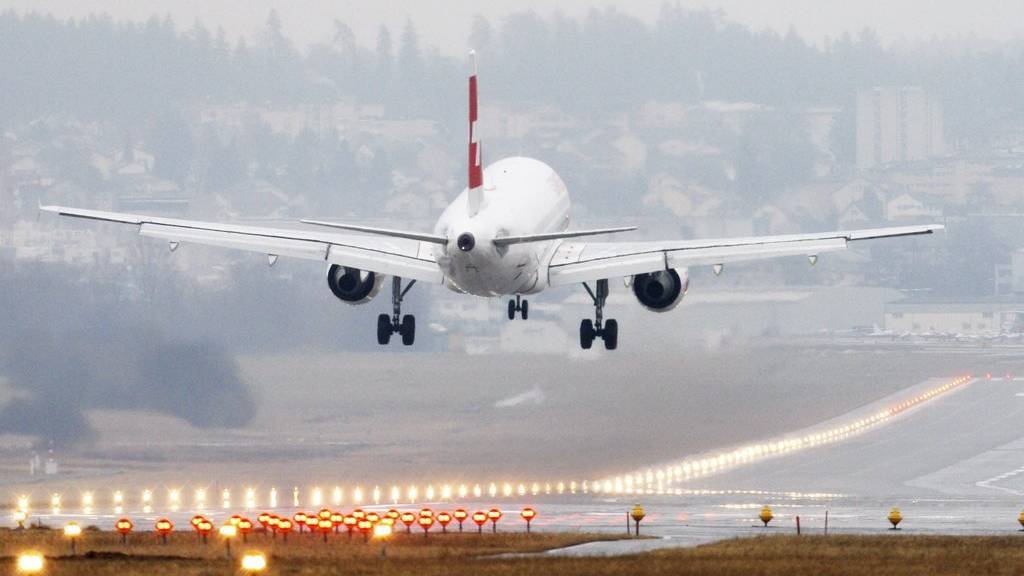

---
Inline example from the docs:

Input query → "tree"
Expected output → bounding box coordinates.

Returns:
[375,25,394,103]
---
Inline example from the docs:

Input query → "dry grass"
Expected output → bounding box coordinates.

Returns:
[3,531,1024,575]
[0,527,629,574]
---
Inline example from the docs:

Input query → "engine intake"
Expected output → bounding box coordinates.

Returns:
[631,269,688,312]
[327,265,384,304]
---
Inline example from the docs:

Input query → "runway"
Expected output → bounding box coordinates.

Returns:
[13,371,1024,555]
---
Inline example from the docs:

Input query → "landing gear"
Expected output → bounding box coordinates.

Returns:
[508,295,529,320]
[580,279,617,350]
[378,277,416,346]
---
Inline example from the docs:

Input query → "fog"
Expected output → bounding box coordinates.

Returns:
[2,0,1022,54]
[0,1,1023,487]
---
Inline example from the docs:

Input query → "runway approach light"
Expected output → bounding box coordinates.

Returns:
[63,522,82,555]
[888,507,902,530]
[487,508,503,533]
[1018,510,1024,531]
[304,515,319,534]
[220,523,238,558]
[437,511,453,533]
[400,512,416,534]
[293,512,308,534]
[520,507,537,533]
[318,518,333,542]
[115,518,133,544]
[330,512,344,532]
[16,552,44,574]
[418,514,435,537]
[358,519,373,543]
[631,504,646,537]
[13,510,27,529]
[342,514,357,539]
[759,505,774,528]
[196,519,214,544]
[155,518,174,544]
[257,513,272,531]
[241,552,267,573]
[237,518,254,542]
[472,511,488,534]
[279,518,293,534]
[374,523,393,539]
[453,508,468,532]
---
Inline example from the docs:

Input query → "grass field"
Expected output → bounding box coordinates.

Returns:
[3,530,1024,575]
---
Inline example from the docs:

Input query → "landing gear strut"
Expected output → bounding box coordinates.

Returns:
[508,295,529,320]
[580,279,618,350]
[378,277,416,346]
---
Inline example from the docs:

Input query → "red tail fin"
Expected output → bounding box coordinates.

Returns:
[468,50,483,214]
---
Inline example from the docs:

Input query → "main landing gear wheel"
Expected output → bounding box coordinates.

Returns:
[377,314,392,345]
[579,279,618,351]
[603,319,618,350]
[377,277,417,346]
[400,314,416,346]
[580,319,595,349]
[508,295,529,320]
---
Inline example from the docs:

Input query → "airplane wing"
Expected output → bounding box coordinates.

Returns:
[40,205,443,283]
[547,224,943,286]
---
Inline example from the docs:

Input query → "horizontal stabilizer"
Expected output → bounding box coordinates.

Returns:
[299,219,448,245]
[493,227,637,246]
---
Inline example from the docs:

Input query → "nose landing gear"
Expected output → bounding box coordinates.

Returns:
[508,295,529,320]
[580,279,617,350]
[377,277,416,345]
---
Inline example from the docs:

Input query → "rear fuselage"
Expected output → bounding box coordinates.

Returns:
[433,157,569,296]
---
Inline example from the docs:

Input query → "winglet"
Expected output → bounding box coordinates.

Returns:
[467,49,484,216]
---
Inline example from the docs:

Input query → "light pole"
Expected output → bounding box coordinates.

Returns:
[115,518,133,544]
[487,508,503,534]
[520,507,537,533]
[630,505,646,538]
[155,518,173,545]
[63,522,82,556]
[472,511,487,534]
[453,509,468,532]
[220,523,237,558]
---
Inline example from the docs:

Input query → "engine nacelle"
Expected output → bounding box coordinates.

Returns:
[631,269,689,312]
[327,264,384,305]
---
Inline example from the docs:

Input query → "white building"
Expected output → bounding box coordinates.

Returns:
[857,87,945,171]
[884,299,1024,335]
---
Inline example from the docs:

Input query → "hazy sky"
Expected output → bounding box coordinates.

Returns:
[3,0,1023,54]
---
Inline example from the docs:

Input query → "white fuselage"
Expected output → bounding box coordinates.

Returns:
[433,157,569,296]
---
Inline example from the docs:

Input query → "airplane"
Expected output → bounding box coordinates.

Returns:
[41,53,943,350]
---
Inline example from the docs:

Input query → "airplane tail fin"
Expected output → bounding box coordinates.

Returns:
[467,50,484,216]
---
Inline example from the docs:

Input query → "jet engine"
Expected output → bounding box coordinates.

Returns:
[326,264,384,305]
[631,269,689,312]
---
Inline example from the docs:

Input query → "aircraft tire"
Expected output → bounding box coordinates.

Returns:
[603,319,618,350]
[580,319,595,349]
[400,314,416,346]
[377,314,392,345]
